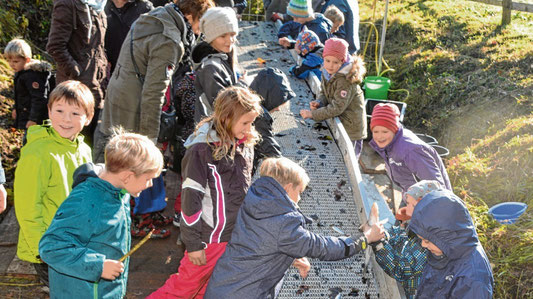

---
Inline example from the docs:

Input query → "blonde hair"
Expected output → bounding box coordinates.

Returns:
[105,127,164,176]
[347,55,366,84]
[260,157,310,190]
[4,38,32,59]
[48,80,95,120]
[197,86,262,160]
[324,5,344,27]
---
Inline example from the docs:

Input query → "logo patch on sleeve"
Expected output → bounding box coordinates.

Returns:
[340,90,347,98]
[32,82,40,89]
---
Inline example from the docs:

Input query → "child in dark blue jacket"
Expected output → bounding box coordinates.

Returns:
[289,29,323,80]
[204,157,385,298]
[278,0,332,48]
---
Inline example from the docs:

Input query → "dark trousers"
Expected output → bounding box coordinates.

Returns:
[33,262,49,287]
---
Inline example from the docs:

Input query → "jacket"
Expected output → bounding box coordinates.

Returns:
[14,123,92,263]
[101,3,190,140]
[46,0,107,107]
[105,0,154,74]
[180,122,254,252]
[311,60,367,140]
[290,47,323,79]
[13,60,53,129]
[204,176,367,298]
[39,163,131,299]
[214,0,247,14]
[369,127,452,192]
[409,190,494,298]
[321,0,360,53]
[277,14,332,44]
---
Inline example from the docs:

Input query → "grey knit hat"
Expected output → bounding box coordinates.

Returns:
[200,7,239,44]
[404,180,442,202]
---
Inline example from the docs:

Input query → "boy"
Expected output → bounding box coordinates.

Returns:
[278,0,332,48]
[204,157,385,298]
[39,130,164,298]
[4,38,53,130]
[289,29,323,80]
[14,80,94,286]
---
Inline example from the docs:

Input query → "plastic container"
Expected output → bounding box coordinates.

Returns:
[364,76,391,100]
[431,145,449,158]
[489,202,528,224]
[415,133,438,145]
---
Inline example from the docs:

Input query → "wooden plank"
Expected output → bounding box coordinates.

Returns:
[468,0,533,13]
[503,0,513,24]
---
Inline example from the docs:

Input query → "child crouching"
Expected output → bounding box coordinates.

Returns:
[39,130,163,298]
[204,157,385,298]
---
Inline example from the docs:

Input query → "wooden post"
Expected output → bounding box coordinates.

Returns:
[502,0,512,25]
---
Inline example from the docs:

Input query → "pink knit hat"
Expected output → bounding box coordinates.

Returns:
[370,103,400,133]
[323,38,349,62]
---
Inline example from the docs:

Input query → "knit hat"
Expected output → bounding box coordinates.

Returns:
[404,180,442,203]
[323,38,349,62]
[200,7,239,44]
[370,103,400,133]
[295,29,320,56]
[287,0,312,18]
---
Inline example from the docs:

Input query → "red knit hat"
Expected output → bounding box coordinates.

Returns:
[323,38,349,62]
[370,103,400,133]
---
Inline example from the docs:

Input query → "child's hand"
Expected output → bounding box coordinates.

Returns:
[101,259,124,280]
[364,222,385,243]
[25,120,37,128]
[0,184,7,214]
[11,110,16,120]
[310,101,320,110]
[300,109,312,119]
[293,257,311,279]
[278,37,291,48]
[188,249,206,266]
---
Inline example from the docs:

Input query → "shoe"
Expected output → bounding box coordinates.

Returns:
[173,212,181,227]
[151,211,173,227]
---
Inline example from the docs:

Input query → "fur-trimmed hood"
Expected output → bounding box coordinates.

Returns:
[24,59,53,73]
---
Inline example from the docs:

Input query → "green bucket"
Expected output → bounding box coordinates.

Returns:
[363,76,391,100]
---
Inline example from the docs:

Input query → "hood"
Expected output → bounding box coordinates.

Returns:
[249,67,296,111]
[72,162,105,188]
[191,41,228,70]
[241,176,298,220]
[183,121,220,149]
[26,122,85,148]
[309,13,331,28]
[24,60,52,73]
[133,4,188,47]
[409,190,478,266]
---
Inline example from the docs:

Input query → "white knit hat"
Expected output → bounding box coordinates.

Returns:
[200,7,239,44]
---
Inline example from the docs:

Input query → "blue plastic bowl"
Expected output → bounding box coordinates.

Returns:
[488,202,528,224]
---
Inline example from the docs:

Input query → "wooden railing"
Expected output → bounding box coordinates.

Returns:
[468,0,533,25]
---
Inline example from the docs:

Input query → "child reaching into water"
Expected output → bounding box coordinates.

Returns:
[149,86,262,298]
[300,37,367,158]
[39,130,164,298]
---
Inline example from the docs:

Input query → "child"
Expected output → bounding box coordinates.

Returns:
[39,130,164,298]
[278,0,332,48]
[289,29,323,80]
[14,80,94,286]
[204,157,385,298]
[321,0,360,53]
[0,156,6,214]
[369,103,452,192]
[300,38,367,159]
[323,4,344,35]
[149,86,262,298]
[4,38,53,131]
[409,189,494,298]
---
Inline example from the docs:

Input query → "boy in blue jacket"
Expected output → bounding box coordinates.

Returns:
[39,130,163,298]
[278,0,332,48]
[204,157,385,298]
[289,29,323,80]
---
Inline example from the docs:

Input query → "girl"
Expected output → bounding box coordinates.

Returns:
[300,37,367,159]
[368,103,452,193]
[149,86,262,298]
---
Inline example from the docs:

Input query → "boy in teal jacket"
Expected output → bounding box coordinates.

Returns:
[39,131,163,298]
[14,80,94,286]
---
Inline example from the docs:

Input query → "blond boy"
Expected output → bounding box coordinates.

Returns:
[39,130,163,298]
[14,80,94,286]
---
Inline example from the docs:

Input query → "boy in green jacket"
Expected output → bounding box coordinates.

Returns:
[14,80,94,286]
[39,131,164,298]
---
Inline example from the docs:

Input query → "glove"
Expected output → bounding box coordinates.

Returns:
[339,236,367,257]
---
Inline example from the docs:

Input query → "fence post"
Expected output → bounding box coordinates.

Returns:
[502,0,512,25]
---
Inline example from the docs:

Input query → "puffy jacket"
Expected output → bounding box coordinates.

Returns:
[205,176,367,298]
[13,60,53,129]
[39,163,131,299]
[321,0,360,53]
[311,59,367,141]
[277,14,332,44]
[409,190,494,298]
[290,47,323,79]
[46,0,107,108]
[14,123,92,263]
[180,122,254,252]
[101,3,191,140]
[369,127,452,192]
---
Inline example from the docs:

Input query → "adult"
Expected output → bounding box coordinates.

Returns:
[369,103,452,193]
[105,0,154,74]
[321,0,360,53]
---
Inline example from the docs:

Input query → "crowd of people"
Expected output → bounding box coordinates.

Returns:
[0,0,495,298]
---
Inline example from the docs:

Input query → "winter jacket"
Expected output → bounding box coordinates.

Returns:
[12,60,54,129]
[101,3,191,140]
[369,127,452,192]
[409,190,494,298]
[289,46,323,79]
[180,122,254,252]
[214,0,247,14]
[14,123,92,263]
[46,0,107,108]
[278,14,332,44]
[311,60,367,141]
[105,0,154,74]
[204,176,367,298]
[39,163,131,299]
[321,0,360,53]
